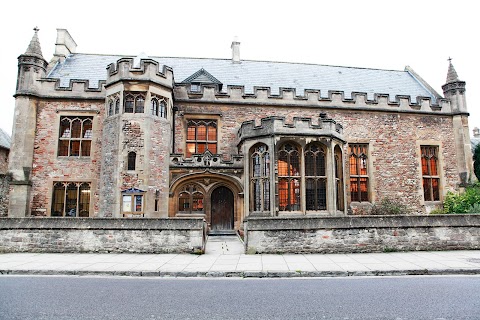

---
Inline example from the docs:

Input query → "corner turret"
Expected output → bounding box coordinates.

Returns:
[442,58,467,113]
[441,58,475,184]
[16,27,48,93]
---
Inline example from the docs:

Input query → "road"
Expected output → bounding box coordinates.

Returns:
[1,275,479,319]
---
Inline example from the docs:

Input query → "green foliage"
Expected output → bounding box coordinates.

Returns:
[429,208,445,215]
[474,144,480,181]
[370,198,409,215]
[443,183,480,214]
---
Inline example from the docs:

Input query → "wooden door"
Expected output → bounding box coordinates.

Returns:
[211,186,234,230]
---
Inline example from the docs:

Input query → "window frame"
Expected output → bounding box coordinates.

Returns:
[250,143,271,213]
[51,181,91,217]
[277,142,301,212]
[185,119,218,157]
[304,143,327,211]
[348,143,370,203]
[150,94,168,118]
[124,92,146,114]
[177,184,205,214]
[122,191,145,216]
[421,145,441,202]
[127,151,136,171]
[57,116,93,158]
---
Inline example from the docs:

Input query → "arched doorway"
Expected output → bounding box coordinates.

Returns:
[211,186,234,230]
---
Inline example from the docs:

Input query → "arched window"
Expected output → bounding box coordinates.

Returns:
[178,184,204,213]
[108,100,114,116]
[278,143,301,211]
[151,98,159,116]
[349,144,369,202]
[58,116,93,157]
[250,144,270,212]
[305,143,327,211]
[160,101,167,118]
[51,182,91,217]
[124,92,145,114]
[127,152,136,171]
[114,98,120,114]
[186,120,217,157]
[135,95,145,113]
[335,145,344,211]
[421,145,440,201]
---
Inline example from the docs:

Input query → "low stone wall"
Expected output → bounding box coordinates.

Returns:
[245,215,480,254]
[0,217,207,254]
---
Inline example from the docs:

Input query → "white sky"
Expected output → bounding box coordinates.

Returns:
[1,0,478,136]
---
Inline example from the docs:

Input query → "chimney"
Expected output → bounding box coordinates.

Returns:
[474,127,480,138]
[48,29,77,72]
[231,37,240,63]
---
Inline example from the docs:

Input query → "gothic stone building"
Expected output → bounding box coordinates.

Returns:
[8,29,475,232]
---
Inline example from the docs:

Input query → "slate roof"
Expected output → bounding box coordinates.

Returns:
[0,128,11,150]
[48,53,439,102]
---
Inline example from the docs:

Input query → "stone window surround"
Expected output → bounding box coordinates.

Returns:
[56,112,96,159]
[250,143,271,213]
[348,143,370,203]
[150,94,168,118]
[183,114,220,158]
[106,93,120,117]
[416,140,444,205]
[47,179,95,217]
[177,183,205,214]
[124,92,146,114]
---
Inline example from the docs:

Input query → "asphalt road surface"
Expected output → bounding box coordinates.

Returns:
[1,275,479,319]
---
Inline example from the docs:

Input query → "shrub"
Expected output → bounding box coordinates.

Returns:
[474,144,480,181]
[443,182,480,214]
[370,198,409,215]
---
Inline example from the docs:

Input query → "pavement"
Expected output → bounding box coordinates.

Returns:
[1,235,480,278]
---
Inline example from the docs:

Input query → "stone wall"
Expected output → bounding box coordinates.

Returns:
[245,215,480,254]
[0,174,10,216]
[0,217,206,253]
[30,100,104,216]
[175,103,458,213]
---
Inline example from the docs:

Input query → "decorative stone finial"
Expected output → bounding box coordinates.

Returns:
[24,27,44,58]
[446,57,460,83]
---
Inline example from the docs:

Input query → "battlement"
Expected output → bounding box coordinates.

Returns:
[106,58,174,89]
[239,115,344,143]
[174,85,451,114]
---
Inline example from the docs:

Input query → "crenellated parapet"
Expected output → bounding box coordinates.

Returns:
[174,85,451,114]
[239,115,344,143]
[106,58,174,89]
[170,150,244,169]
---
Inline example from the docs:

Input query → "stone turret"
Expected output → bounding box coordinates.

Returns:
[9,28,48,217]
[99,57,175,217]
[441,59,475,184]
[16,27,48,93]
[442,59,467,114]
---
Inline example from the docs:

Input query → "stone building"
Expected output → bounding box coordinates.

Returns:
[7,28,475,232]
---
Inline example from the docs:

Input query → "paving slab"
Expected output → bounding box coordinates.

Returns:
[2,236,480,278]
